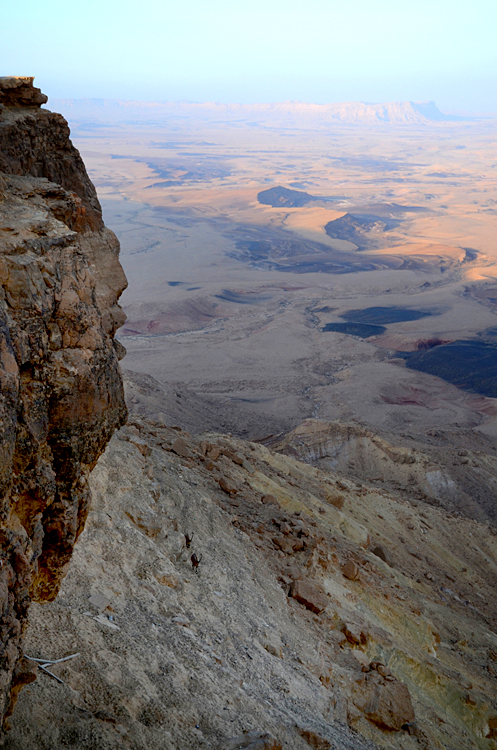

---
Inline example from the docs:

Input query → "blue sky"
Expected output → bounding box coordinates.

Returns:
[3,0,496,112]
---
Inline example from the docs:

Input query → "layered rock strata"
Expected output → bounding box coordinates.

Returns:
[0,77,127,726]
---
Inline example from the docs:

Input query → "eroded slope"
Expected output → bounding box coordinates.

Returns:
[7,417,497,750]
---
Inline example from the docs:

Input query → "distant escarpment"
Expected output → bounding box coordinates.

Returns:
[50,97,470,128]
[0,77,127,727]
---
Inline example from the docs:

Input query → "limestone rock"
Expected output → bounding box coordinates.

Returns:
[339,517,370,548]
[371,545,392,565]
[131,438,152,457]
[290,580,328,614]
[272,535,294,554]
[171,437,192,458]
[352,671,415,731]
[222,448,244,465]
[242,458,255,473]
[206,444,221,460]
[219,476,238,495]
[342,622,367,645]
[342,560,360,580]
[351,650,370,669]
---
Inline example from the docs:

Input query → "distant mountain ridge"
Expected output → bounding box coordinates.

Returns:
[49,98,472,127]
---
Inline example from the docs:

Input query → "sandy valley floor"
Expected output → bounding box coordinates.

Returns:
[61,106,497,449]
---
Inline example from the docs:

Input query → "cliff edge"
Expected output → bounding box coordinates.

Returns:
[0,77,127,727]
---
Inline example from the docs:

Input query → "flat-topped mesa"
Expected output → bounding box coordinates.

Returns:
[0,77,102,230]
[0,77,48,108]
[0,80,127,729]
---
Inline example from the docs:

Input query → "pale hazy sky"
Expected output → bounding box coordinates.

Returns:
[3,0,496,112]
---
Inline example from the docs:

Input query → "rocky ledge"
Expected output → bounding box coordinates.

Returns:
[0,77,127,727]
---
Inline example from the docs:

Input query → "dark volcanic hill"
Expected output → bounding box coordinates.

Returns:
[257,186,318,207]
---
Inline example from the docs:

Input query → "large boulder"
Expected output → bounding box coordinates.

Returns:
[352,670,415,731]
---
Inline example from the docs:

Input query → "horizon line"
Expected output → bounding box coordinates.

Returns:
[46,97,497,118]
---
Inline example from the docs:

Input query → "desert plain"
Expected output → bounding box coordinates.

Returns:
[54,102,497,437]
[53,100,497,518]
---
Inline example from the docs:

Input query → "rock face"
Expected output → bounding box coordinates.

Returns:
[0,77,102,230]
[0,77,127,727]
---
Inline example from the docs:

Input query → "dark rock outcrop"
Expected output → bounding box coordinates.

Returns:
[0,77,127,728]
[257,185,317,208]
[0,77,47,108]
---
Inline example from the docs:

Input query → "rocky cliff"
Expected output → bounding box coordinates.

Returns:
[0,77,127,727]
